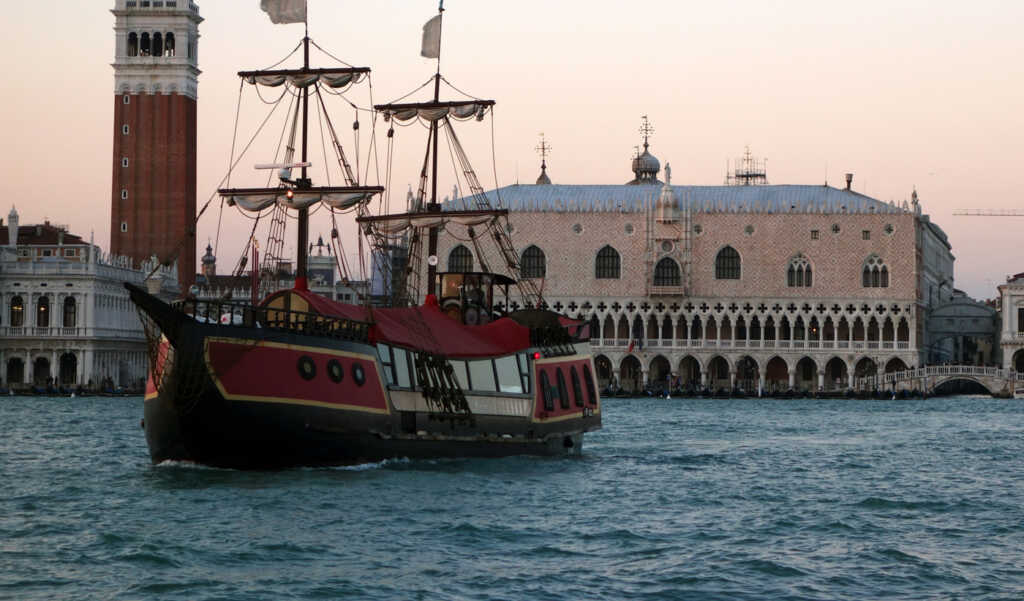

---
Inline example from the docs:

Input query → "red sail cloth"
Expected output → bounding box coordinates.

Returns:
[290,290,532,358]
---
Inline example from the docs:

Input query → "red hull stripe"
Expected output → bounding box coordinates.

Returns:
[532,356,602,423]
[204,337,390,414]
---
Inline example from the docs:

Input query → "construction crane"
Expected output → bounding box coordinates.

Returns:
[953,209,1024,216]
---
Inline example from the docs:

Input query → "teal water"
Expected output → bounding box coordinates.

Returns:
[1,395,1023,600]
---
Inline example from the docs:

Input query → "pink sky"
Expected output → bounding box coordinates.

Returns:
[4,1,1022,299]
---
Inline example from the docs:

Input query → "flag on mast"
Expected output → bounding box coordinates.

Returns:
[260,0,307,24]
[421,14,442,58]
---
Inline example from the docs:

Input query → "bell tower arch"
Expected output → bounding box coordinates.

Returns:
[110,0,202,288]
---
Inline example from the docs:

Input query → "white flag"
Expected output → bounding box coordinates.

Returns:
[421,14,442,58]
[260,0,306,24]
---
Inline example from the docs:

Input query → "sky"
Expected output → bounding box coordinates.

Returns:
[3,0,1023,299]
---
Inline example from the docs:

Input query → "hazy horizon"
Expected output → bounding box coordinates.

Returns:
[5,0,1022,299]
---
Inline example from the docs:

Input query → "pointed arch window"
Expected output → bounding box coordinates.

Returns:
[787,253,812,287]
[447,245,473,273]
[862,255,889,288]
[521,245,546,279]
[9,296,24,327]
[715,246,741,280]
[653,257,681,286]
[595,245,620,279]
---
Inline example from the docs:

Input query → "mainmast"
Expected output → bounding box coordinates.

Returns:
[296,34,311,289]
[426,1,445,292]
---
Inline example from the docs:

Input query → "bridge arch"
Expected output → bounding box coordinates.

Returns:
[932,376,994,396]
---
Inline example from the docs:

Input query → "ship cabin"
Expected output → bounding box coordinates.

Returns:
[432,271,516,327]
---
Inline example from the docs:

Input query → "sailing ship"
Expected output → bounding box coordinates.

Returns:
[126,2,601,469]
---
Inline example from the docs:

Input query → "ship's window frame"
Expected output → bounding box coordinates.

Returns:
[540,370,553,411]
[376,343,395,385]
[570,365,584,407]
[495,355,524,393]
[468,359,497,392]
[352,363,366,386]
[393,347,412,388]
[555,368,569,410]
[517,353,531,394]
[582,364,597,405]
[450,360,469,390]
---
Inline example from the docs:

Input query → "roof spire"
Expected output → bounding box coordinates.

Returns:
[639,115,654,151]
[535,132,552,185]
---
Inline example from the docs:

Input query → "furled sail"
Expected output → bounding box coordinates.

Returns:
[219,186,384,212]
[375,100,495,123]
[238,68,370,89]
[356,208,506,234]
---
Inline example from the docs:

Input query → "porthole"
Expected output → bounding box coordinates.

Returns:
[327,359,344,383]
[624,223,634,235]
[661,240,673,252]
[352,363,366,386]
[298,356,316,381]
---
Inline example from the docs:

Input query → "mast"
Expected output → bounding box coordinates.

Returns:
[295,34,311,290]
[426,1,445,293]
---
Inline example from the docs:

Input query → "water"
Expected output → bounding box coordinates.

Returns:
[2,395,1023,600]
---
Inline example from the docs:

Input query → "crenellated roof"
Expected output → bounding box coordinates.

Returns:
[444,184,913,215]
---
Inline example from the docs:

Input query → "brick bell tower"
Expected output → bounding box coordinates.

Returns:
[110,0,202,289]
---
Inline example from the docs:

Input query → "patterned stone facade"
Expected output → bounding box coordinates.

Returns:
[435,172,954,393]
[999,273,1024,372]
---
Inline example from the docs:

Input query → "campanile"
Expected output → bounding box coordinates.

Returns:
[110,0,202,289]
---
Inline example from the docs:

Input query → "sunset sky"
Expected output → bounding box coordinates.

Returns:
[4,0,1022,299]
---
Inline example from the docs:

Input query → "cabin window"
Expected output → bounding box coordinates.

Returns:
[450,360,470,390]
[517,353,531,394]
[582,364,597,405]
[164,32,176,56]
[352,364,366,386]
[468,359,496,392]
[540,371,553,411]
[327,359,344,383]
[555,368,569,409]
[376,344,395,385]
[393,348,411,388]
[570,366,584,407]
[127,32,138,57]
[297,356,316,380]
[495,355,523,393]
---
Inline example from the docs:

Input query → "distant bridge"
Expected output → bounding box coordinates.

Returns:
[874,366,1023,397]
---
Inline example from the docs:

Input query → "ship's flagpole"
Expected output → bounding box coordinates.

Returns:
[425,0,445,296]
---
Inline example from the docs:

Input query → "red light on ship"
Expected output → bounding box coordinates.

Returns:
[533,352,541,360]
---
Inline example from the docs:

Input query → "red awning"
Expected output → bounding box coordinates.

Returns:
[289,290,531,358]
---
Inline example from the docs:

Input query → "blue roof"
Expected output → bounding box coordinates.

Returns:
[442,184,911,215]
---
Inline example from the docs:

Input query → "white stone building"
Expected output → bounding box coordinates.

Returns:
[998,272,1024,372]
[0,207,178,391]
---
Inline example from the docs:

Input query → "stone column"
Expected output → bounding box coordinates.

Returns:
[730,370,736,389]
[788,369,796,389]
[848,370,856,390]
[817,371,825,391]
[700,371,708,388]
[758,371,765,397]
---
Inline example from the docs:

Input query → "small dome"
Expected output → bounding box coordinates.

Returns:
[535,164,551,185]
[632,149,660,175]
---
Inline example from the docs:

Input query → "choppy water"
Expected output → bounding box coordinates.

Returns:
[1,395,1023,600]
